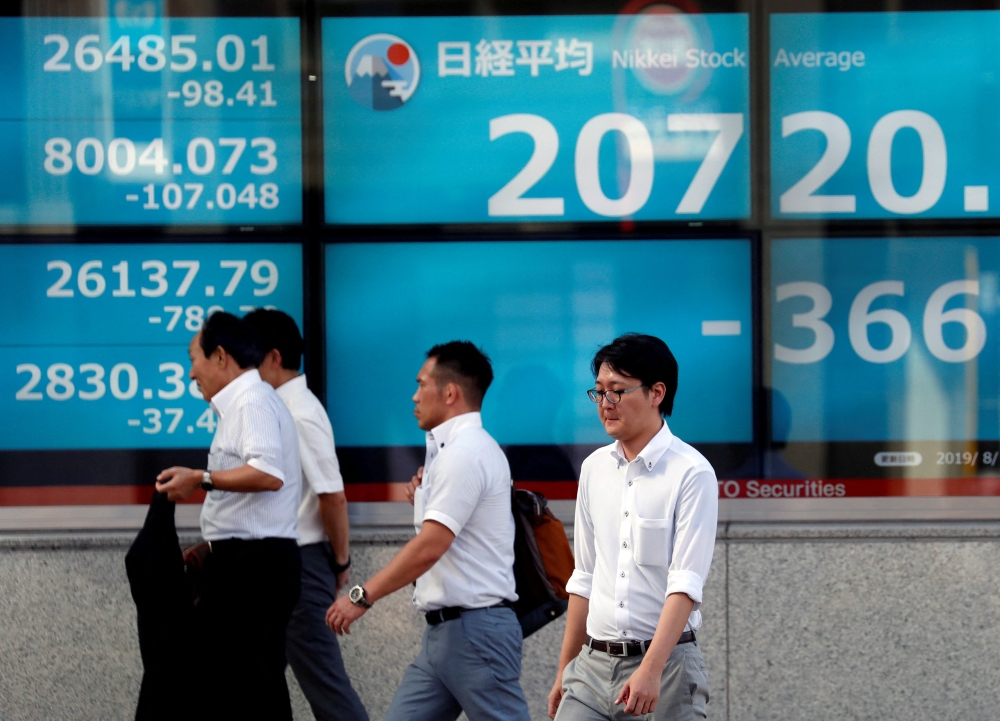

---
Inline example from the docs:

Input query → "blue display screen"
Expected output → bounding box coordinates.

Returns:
[771,12,1000,219]
[323,14,750,224]
[0,18,302,225]
[326,240,752,448]
[0,244,303,449]
[771,238,1000,442]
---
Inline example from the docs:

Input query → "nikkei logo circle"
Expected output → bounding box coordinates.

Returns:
[344,34,420,110]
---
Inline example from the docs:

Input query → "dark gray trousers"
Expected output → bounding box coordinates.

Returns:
[286,542,369,721]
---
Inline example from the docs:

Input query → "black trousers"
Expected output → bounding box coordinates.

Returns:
[126,493,302,721]
[199,537,302,721]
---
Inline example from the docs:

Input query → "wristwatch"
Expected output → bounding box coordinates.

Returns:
[348,584,372,609]
[200,470,214,492]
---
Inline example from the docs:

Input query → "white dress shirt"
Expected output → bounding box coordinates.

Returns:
[275,374,345,547]
[200,369,301,542]
[566,421,718,642]
[412,412,517,612]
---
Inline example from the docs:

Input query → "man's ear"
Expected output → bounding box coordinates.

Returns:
[443,381,462,406]
[271,348,284,369]
[650,381,667,407]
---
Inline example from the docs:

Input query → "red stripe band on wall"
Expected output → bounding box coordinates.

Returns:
[4,478,1000,506]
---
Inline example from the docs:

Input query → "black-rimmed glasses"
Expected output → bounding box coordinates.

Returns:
[586,385,644,404]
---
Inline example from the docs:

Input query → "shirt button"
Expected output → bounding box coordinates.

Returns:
[628,481,633,486]
[619,602,624,608]
[622,541,627,548]
[621,571,625,577]
[624,511,629,517]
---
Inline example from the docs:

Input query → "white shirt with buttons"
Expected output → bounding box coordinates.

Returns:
[275,374,346,547]
[566,420,718,642]
[200,369,302,542]
[412,411,517,612]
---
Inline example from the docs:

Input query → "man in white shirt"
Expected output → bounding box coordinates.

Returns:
[325,341,530,721]
[245,309,369,721]
[548,333,717,720]
[155,311,303,721]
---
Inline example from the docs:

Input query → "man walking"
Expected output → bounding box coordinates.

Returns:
[548,333,717,720]
[325,341,530,721]
[155,312,302,720]
[245,308,369,721]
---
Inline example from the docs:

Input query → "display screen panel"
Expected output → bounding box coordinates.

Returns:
[326,239,754,498]
[771,11,1000,220]
[765,237,1000,497]
[0,17,302,225]
[0,243,302,500]
[323,14,750,224]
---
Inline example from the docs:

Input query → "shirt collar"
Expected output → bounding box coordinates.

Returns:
[427,411,483,450]
[275,373,307,402]
[609,420,674,472]
[210,369,263,418]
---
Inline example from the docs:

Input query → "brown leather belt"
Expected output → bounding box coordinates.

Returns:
[587,630,696,657]
[425,600,513,625]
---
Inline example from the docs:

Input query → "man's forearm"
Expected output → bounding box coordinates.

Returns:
[556,594,591,676]
[638,592,696,672]
[319,492,350,565]
[210,464,283,492]
[363,521,454,603]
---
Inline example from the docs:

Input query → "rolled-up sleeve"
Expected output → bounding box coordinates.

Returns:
[665,468,718,610]
[565,468,595,599]
[422,450,484,537]
[235,402,287,484]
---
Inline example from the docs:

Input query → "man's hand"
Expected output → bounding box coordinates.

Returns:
[614,660,662,716]
[155,467,203,502]
[404,466,423,505]
[335,568,350,596]
[326,593,367,635]
[547,675,565,719]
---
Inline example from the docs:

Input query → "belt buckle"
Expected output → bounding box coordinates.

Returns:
[607,641,628,657]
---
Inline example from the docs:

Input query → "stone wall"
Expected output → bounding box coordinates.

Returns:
[2,522,998,720]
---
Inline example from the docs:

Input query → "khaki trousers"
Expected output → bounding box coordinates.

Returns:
[554,642,710,721]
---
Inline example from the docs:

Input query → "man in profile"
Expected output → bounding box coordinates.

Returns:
[325,341,530,721]
[155,312,302,720]
[548,333,718,720]
[245,308,368,721]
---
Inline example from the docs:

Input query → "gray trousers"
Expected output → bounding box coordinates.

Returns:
[286,542,369,721]
[554,641,710,721]
[384,605,531,721]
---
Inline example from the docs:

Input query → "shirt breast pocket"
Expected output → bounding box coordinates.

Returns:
[632,516,671,567]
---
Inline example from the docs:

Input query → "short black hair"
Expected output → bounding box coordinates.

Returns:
[591,333,678,417]
[243,308,303,371]
[199,311,264,369]
[426,341,494,408]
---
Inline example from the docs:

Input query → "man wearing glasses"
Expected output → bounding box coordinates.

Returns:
[325,341,530,721]
[548,333,717,720]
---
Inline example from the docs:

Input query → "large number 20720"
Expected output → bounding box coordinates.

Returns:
[780,110,947,214]
[774,280,986,364]
[488,113,744,217]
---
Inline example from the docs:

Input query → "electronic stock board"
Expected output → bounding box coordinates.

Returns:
[323,13,750,224]
[0,17,302,225]
[326,239,754,499]
[763,237,1000,498]
[771,11,1000,220]
[0,244,303,500]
